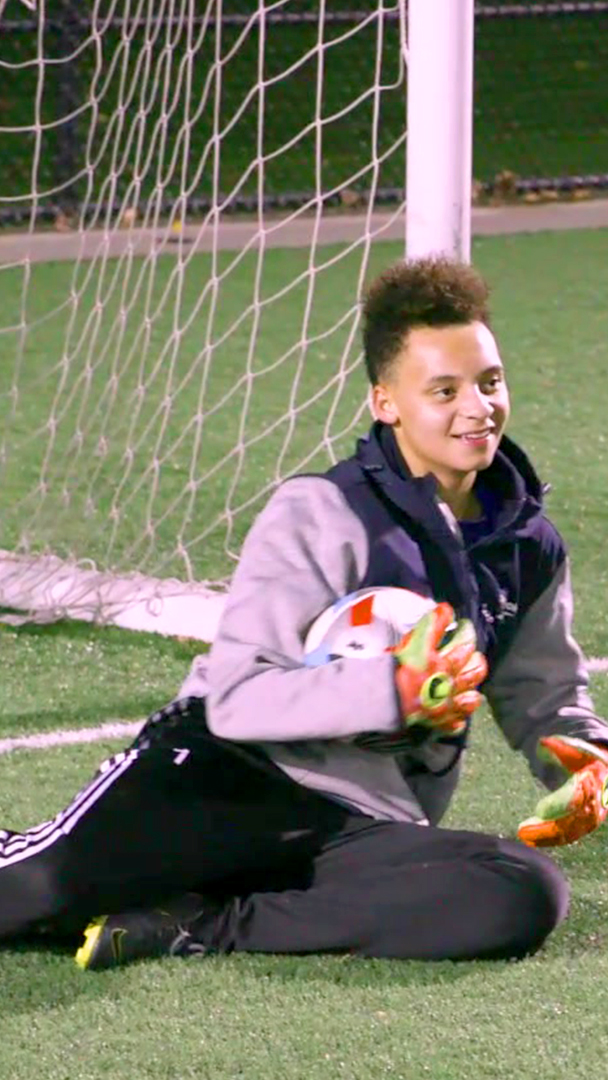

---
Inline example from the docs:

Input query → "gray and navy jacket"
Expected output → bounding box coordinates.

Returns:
[180,421,608,826]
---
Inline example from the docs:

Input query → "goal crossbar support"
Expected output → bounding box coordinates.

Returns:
[0,551,227,641]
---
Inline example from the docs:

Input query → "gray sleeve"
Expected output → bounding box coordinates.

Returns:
[484,558,608,789]
[204,476,403,743]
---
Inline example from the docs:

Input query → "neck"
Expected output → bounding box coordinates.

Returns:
[388,428,481,519]
[438,481,482,521]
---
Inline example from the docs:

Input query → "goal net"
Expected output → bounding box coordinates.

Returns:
[0,0,410,639]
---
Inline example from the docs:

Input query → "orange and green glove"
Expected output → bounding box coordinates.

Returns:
[518,736,608,848]
[391,602,488,737]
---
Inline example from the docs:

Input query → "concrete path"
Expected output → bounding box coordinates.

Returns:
[1,198,607,267]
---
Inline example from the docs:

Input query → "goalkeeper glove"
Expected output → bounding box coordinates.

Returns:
[518,736,608,848]
[391,602,488,737]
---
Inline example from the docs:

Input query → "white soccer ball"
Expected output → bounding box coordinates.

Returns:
[303,586,436,666]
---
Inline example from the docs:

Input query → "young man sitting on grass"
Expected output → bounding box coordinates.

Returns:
[1,256,607,970]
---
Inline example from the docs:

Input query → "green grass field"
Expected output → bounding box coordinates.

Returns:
[1,226,608,1078]
[2,227,608,615]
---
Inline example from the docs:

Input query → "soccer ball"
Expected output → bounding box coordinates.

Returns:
[303,586,436,667]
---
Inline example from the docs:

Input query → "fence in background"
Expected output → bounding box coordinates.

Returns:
[0,0,606,225]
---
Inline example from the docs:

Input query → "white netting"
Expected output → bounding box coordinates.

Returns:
[0,0,408,637]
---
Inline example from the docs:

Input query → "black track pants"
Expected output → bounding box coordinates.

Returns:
[0,700,569,960]
[209,817,569,961]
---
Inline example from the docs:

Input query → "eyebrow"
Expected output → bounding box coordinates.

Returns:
[424,365,504,387]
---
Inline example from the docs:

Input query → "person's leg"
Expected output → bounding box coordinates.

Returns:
[0,700,349,940]
[80,816,569,967]
[214,818,569,961]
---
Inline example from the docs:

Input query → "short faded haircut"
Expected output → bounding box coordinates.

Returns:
[362,256,492,385]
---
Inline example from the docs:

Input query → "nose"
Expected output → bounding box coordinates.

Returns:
[460,384,494,418]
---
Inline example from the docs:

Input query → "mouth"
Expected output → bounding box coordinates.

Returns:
[452,428,496,446]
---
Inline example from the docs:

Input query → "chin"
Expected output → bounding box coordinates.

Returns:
[449,446,496,472]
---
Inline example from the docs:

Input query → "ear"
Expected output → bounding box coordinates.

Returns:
[371,382,399,425]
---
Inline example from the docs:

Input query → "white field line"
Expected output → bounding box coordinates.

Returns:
[0,720,142,756]
[0,659,606,756]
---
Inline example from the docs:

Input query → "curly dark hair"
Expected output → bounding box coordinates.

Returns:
[362,256,492,385]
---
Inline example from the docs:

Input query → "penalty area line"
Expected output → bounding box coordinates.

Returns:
[1,657,607,756]
[0,720,142,756]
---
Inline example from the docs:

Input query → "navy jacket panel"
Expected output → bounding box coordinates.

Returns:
[324,422,565,674]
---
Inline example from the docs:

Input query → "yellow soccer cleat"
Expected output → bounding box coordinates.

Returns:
[74,894,219,971]
[75,916,111,970]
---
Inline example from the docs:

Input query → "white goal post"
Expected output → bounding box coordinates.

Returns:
[0,0,473,642]
[406,0,474,262]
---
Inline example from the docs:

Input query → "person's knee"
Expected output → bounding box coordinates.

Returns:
[491,839,570,957]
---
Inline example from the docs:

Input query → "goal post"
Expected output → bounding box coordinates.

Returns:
[0,0,474,642]
[406,0,474,262]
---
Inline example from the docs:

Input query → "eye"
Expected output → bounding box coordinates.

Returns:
[482,374,504,393]
[433,386,456,400]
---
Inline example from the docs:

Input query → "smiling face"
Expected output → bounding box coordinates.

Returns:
[371,321,510,500]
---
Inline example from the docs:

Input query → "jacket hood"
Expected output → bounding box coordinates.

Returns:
[355,421,546,539]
